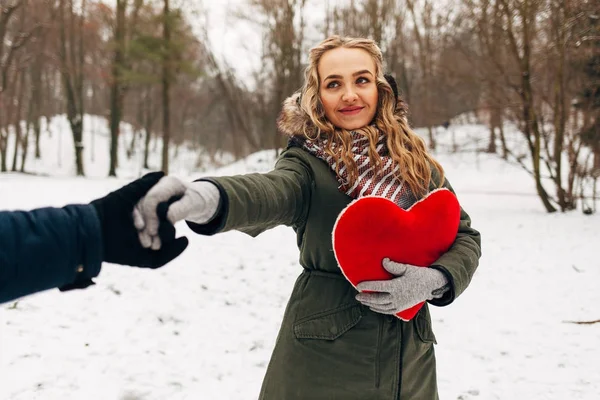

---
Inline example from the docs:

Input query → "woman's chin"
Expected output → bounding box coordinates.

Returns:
[335,121,369,131]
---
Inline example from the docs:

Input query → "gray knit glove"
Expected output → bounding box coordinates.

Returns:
[355,258,450,315]
[133,176,220,250]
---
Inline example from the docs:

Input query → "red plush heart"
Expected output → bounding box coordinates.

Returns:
[332,188,461,321]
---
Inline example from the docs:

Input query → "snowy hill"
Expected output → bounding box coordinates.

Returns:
[0,117,599,400]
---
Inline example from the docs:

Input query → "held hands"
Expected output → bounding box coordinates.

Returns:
[90,172,188,269]
[355,258,450,315]
[133,176,220,250]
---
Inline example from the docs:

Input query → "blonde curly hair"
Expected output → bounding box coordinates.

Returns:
[298,35,444,197]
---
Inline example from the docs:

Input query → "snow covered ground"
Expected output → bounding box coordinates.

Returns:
[1,118,599,400]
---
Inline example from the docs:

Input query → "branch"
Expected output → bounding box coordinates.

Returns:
[0,24,40,93]
[0,1,23,60]
[502,148,560,205]
[405,0,424,54]
[563,319,600,325]
[497,0,524,69]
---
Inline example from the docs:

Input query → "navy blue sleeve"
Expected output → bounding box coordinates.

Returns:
[0,204,103,303]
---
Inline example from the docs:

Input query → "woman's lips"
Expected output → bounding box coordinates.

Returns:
[339,106,364,115]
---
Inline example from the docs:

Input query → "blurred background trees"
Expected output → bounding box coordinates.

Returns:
[0,0,598,212]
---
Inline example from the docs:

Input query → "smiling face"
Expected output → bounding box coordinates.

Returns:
[317,47,379,131]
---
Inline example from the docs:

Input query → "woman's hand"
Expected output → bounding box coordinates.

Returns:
[132,176,220,250]
[355,258,450,315]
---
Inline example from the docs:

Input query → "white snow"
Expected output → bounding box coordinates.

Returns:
[1,117,599,400]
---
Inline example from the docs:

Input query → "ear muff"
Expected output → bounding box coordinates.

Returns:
[383,74,399,111]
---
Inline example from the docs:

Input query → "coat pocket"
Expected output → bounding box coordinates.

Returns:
[414,307,437,344]
[293,304,362,340]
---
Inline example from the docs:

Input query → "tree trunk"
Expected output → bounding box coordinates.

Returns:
[68,112,85,176]
[58,0,86,176]
[0,92,4,169]
[144,128,151,169]
[58,0,85,176]
[63,87,85,177]
[406,0,435,150]
[501,0,555,212]
[20,121,31,174]
[10,121,20,173]
[0,93,9,171]
[20,120,30,172]
[427,126,436,151]
[487,108,500,153]
[498,115,508,160]
[523,76,555,212]
[551,1,570,211]
[11,122,21,172]
[108,0,126,177]
[29,17,44,160]
[487,126,497,153]
[0,76,18,172]
[32,71,42,159]
[142,90,155,169]
[11,71,26,171]
[161,0,171,174]
[127,129,137,159]
[0,126,7,172]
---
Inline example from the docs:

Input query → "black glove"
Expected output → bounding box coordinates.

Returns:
[91,171,189,269]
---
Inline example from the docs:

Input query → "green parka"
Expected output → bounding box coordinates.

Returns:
[187,95,481,399]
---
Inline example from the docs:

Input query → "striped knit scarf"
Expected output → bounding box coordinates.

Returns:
[303,131,418,209]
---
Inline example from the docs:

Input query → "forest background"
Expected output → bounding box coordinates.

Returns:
[0,0,598,214]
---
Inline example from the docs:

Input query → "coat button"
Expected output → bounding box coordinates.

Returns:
[329,326,337,335]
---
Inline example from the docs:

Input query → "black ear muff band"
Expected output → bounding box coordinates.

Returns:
[384,74,399,111]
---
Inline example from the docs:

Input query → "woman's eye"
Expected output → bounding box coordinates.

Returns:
[357,77,370,84]
[326,81,340,89]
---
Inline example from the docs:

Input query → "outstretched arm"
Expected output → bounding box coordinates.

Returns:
[134,147,313,243]
[0,205,102,303]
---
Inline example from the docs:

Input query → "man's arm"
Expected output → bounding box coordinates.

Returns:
[0,205,102,303]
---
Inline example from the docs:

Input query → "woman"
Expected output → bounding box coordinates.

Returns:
[135,36,481,399]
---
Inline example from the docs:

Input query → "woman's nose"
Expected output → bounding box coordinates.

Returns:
[342,88,358,102]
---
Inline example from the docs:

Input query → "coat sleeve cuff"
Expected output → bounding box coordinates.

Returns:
[427,265,456,307]
[58,204,103,292]
[185,178,227,236]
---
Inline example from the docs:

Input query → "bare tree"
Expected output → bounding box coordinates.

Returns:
[161,0,172,173]
[0,0,38,171]
[29,33,45,160]
[10,65,26,171]
[405,0,440,150]
[239,0,307,151]
[54,0,88,176]
[108,0,128,176]
[108,0,144,176]
[458,0,598,212]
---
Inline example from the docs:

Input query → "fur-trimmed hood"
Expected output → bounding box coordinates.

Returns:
[276,92,314,140]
